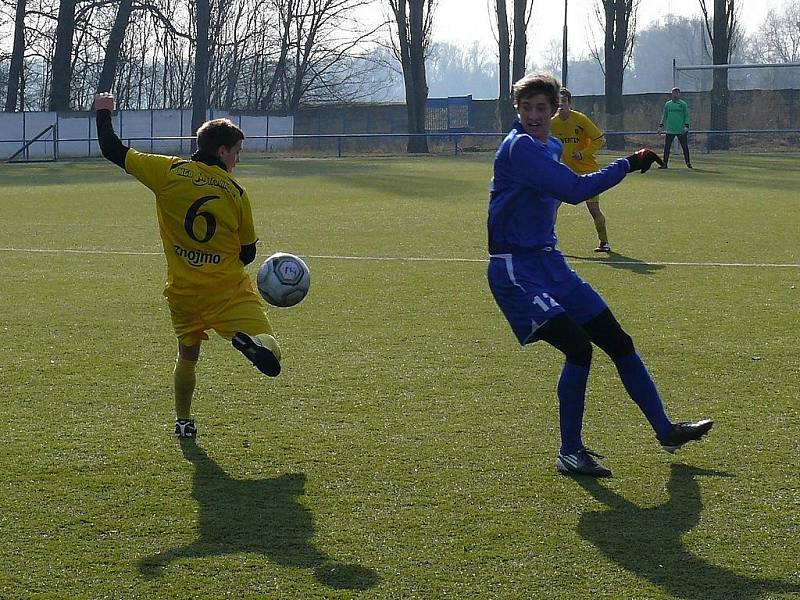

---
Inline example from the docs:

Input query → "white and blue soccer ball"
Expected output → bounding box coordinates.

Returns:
[257,252,310,307]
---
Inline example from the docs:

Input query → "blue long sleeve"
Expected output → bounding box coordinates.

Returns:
[488,123,628,254]
[508,134,628,205]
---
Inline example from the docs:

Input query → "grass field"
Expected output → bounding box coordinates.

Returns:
[1,152,798,599]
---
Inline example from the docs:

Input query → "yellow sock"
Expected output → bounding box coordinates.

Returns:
[174,357,197,419]
[594,214,608,244]
[256,333,282,362]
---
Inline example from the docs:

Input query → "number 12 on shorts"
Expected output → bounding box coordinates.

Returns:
[533,293,558,311]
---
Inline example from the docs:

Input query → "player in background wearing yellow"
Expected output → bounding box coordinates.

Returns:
[550,88,611,252]
[94,92,281,439]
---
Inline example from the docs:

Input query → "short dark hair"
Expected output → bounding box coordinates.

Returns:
[559,88,573,102]
[196,118,244,154]
[513,73,561,109]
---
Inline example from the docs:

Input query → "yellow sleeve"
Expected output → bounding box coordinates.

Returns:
[239,189,257,246]
[580,113,605,157]
[124,149,182,194]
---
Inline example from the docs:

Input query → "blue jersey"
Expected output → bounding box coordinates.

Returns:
[488,122,629,254]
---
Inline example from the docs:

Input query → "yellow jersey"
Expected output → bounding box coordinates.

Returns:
[550,110,605,174]
[124,149,257,296]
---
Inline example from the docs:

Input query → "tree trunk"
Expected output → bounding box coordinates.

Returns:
[392,0,430,153]
[98,0,134,93]
[495,0,514,130]
[261,0,295,111]
[709,0,730,150]
[511,0,527,83]
[191,0,211,150]
[407,0,429,153]
[222,5,246,110]
[223,54,239,110]
[49,0,77,111]
[5,0,27,111]
[602,0,630,150]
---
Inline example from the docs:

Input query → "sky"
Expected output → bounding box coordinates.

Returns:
[428,0,790,63]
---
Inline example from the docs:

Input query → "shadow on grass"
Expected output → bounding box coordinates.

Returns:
[564,250,667,275]
[574,464,799,599]
[138,439,379,591]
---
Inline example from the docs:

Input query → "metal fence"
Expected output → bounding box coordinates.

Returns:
[0,110,293,161]
[5,129,799,162]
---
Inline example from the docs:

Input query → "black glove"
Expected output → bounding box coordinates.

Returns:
[625,148,664,173]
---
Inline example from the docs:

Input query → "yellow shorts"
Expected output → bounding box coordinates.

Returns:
[166,278,272,347]
[572,165,600,204]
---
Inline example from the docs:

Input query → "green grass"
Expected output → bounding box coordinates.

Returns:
[0,153,798,599]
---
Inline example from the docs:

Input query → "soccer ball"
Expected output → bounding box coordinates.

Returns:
[256,253,310,307]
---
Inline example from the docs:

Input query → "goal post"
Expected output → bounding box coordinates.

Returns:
[671,59,800,152]
[672,59,800,88]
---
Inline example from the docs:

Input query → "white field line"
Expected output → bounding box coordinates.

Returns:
[1,246,799,269]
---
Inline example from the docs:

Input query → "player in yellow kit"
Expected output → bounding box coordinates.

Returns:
[550,88,611,252]
[94,92,281,439]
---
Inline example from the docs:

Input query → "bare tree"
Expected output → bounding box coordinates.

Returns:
[255,0,292,109]
[282,0,383,112]
[5,0,27,111]
[492,0,532,130]
[24,0,59,110]
[140,0,193,108]
[71,1,113,107]
[191,0,210,144]
[629,16,706,93]
[3,0,386,112]
[511,0,529,83]
[699,0,739,150]
[49,0,77,110]
[389,0,435,153]
[97,0,134,92]
[215,0,261,108]
[758,1,800,62]
[494,0,511,129]
[424,41,496,98]
[592,0,638,149]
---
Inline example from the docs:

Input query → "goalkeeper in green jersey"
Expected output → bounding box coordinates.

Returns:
[658,87,693,169]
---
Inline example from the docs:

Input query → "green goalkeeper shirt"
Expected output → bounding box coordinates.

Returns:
[660,99,690,134]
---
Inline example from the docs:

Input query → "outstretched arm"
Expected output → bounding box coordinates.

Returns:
[509,136,628,205]
[94,93,129,170]
[509,139,662,204]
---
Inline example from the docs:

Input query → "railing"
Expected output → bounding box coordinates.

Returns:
[5,129,800,162]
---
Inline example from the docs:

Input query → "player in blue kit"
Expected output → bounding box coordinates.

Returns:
[487,74,713,477]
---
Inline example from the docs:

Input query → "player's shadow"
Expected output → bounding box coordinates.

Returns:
[138,439,379,591]
[565,251,666,275]
[574,464,799,600]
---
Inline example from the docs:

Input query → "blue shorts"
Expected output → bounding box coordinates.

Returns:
[487,249,608,345]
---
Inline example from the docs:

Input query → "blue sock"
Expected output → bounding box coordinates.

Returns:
[613,352,673,438]
[558,361,590,455]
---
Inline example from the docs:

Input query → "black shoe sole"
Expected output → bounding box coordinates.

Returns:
[557,467,613,478]
[660,420,714,453]
[232,332,281,377]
